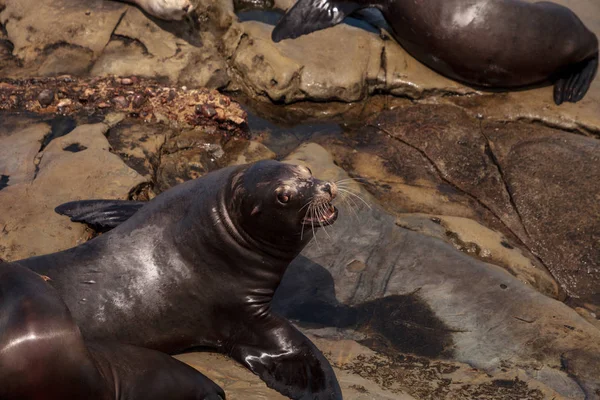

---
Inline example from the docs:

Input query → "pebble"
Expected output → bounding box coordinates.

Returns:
[196,104,217,118]
[37,89,55,107]
[132,94,147,108]
[98,102,111,109]
[121,78,133,86]
[112,96,130,108]
[57,99,72,108]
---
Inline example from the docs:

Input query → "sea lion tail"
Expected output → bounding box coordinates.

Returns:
[553,53,598,105]
[272,0,361,42]
[55,200,145,231]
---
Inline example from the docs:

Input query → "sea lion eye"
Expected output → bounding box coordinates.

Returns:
[277,192,291,204]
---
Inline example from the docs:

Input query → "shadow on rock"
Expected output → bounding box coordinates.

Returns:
[273,256,455,359]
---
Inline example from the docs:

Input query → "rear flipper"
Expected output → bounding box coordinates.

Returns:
[271,0,360,42]
[88,342,226,400]
[55,199,145,231]
[553,53,598,105]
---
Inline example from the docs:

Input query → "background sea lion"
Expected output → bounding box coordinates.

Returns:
[0,263,225,400]
[121,0,194,20]
[271,0,599,105]
[10,160,342,400]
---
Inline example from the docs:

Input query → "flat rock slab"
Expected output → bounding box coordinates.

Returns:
[276,143,600,399]
[339,103,598,303]
[0,121,146,260]
[177,335,567,400]
[223,20,473,103]
[484,121,600,301]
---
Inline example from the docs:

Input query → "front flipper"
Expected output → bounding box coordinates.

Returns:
[553,53,598,105]
[55,199,145,231]
[230,316,342,400]
[272,0,360,42]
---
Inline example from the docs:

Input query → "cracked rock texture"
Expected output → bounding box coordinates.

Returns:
[314,103,600,302]
[0,0,229,88]
[279,143,600,400]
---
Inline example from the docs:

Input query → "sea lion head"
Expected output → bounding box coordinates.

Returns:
[227,160,338,252]
[136,0,194,20]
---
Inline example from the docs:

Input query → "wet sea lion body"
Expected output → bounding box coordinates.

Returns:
[11,160,342,400]
[272,0,599,105]
[0,263,224,400]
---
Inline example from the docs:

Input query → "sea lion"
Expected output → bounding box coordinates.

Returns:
[271,0,599,105]
[0,263,225,400]
[122,0,194,20]
[11,160,342,400]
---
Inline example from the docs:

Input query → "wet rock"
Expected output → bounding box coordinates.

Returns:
[276,143,600,399]
[220,139,276,166]
[37,89,54,107]
[0,122,146,260]
[155,129,225,193]
[106,121,168,179]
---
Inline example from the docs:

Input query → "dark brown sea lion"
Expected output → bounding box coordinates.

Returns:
[10,160,342,400]
[0,263,225,400]
[271,0,599,105]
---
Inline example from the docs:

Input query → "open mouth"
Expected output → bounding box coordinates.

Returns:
[302,203,338,226]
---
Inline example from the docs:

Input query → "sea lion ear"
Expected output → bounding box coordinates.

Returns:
[271,0,361,42]
[251,205,261,216]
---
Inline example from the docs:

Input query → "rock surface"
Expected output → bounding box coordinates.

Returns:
[0,118,147,260]
[277,143,600,399]
[2,0,600,133]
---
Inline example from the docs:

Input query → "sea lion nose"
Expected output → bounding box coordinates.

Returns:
[321,183,337,199]
[182,4,190,11]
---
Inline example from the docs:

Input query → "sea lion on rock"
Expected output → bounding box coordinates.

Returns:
[272,0,599,105]
[11,160,342,400]
[122,0,194,20]
[0,263,225,400]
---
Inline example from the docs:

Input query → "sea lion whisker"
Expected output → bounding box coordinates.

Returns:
[334,178,366,184]
[337,188,371,209]
[298,197,314,214]
[310,205,320,248]
[339,194,360,220]
[316,203,332,239]
[337,189,362,212]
